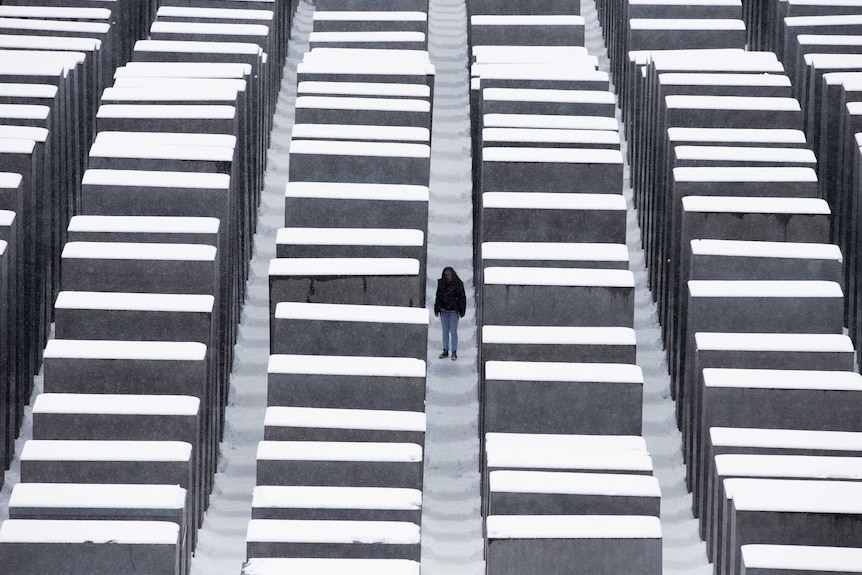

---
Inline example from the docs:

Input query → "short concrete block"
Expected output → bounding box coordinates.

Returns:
[481,326,636,363]
[482,147,622,193]
[251,485,421,523]
[741,544,862,575]
[264,406,425,445]
[242,558,421,575]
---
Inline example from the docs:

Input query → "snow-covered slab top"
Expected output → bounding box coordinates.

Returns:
[0,6,109,18]
[246,519,420,544]
[825,72,862,90]
[288,139,430,158]
[97,104,236,119]
[0,172,22,188]
[481,242,628,262]
[0,103,49,119]
[149,21,269,36]
[33,393,199,416]
[117,62,253,78]
[297,60,435,77]
[482,192,625,211]
[61,241,217,262]
[484,113,619,131]
[82,169,230,190]
[631,18,745,30]
[284,181,429,201]
[0,83,56,98]
[298,81,430,98]
[484,266,635,288]
[0,138,35,154]
[631,0,739,5]
[483,128,620,146]
[847,103,862,118]
[89,142,235,162]
[0,59,68,77]
[487,515,661,539]
[473,64,606,82]
[252,486,421,510]
[0,239,5,255]
[665,95,800,111]
[0,125,48,142]
[0,17,109,34]
[21,439,192,462]
[674,166,818,183]
[44,339,207,362]
[741,544,862,572]
[94,130,237,149]
[156,6,274,20]
[10,483,186,510]
[667,127,806,144]
[68,215,220,234]
[243,558,420,575]
[490,470,661,497]
[715,453,862,479]
[472,14,584,25]
[268,354,426,377]
[278,227,423,246]
[268,257,419,277]
[0,210,13,226]
[0,519,179,544]
[485,361,643,384]
[690,239,841,261]
[483,88,615,105]
[485,432,646,453]
[309,31,426,43]
[0,34,100,52]
[112,77,247,94]
[800,33,862,48]
[710,427,862,451]
[482,147,623,164]
[695,332,852,352]
[473,45,588,61]
[675,146,815,163]
[295,95,430,112]
[275,301,428,324]
[482,325,636,345]
[304,47,430,66]
[292,124,429,142]
[265,406,426,432]
[728,478,862,513]
[487,447,654,472]
[313,11,426,21]
[688,279,842,298]
[474,56,598,71]
[637,48,771,67]
[703,367,862,390]
[682,196,828,214]
[257,440,422,462]
[804,53,862,68]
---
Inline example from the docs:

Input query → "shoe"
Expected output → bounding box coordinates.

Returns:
[438,350,449,359]
[451,351,458,361]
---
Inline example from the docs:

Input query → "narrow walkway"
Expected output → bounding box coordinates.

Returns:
[580,1,712,572]
[420,0,486,572]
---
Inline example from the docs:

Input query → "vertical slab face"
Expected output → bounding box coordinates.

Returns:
[481,147,623,194]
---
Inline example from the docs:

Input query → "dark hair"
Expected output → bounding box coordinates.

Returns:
[440,266,460,281]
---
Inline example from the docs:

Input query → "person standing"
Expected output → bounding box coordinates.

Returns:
[434,266,466,360]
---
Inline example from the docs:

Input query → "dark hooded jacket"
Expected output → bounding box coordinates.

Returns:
[434,267,466,317]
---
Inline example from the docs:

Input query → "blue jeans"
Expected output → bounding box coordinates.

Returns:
[440,311,459,352]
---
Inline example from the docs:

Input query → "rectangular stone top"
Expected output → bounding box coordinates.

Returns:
[113,77,247,93]
[292,124,430,142]
[309,31,426,43]
[0,17,109,34]
[10,483,186,510]
[800,34,862,47]
[0,7,110,19]
[297,60,435,77]
[149,21,270,37]
[89,141,235,162]
[0,519,179,544]
[62,241,217,262]
[55,290,214,313]
[483,87,614,105]
[97,104,236,120]
[482,192,625,210]
[482,325,636,345]
[243,558,420,575]
[21,439,192,461]
[674,145,815,163]
[117,62,253,78]
[715,453,862,479]
[473,64,606,82]
[689,279,843,298]
[298,81,430,98]
[284,181,429,201]
[631,18,745,30]
[94,130,237,149]
[487,446,654,472]
[482,127,620,146]
[703,367,862,390]
[0,34,100,52]
[68,215,220,234]
[484,266,635,287]
[682,195,828,214]
[668,127,806,144]
[278,227,423,246]
[484,113,619,131]
[710,427,862,450]
[44,339,207,362]
[665,94,800,111]
[33,393,200,416]
[472,45,590,63]
[157,6,274,20]
[265,406,426,432]
[635,48,776,68]
[256,440,422,462]
[303,47,432,68]
[0,239,5,255]
[690,239,841,260]
[485,432,647,452]
[486,361,643,384]
[288,139,430,158]
[0,125,48,143]
[0,83,57,98]
[269,257,419,277]
[490,470,661,497]
[275,301,428,324]
[848,103,862,118]
[246,519,420,544]
[0,103,49,120]
[268,354,426,377]
[0,58,68,77]
[252,486,421,510]
[83,169,230,190]
[313,11,426,21]
[631,0,740,5]
[741,544,862,572]
[482,147,623,164]
[486,515,662,539]
[295,94,430,112]
[0,210,13,226]
[0,138,35,155]
[674,165,818,183]
[0,172,22,188]
[695,332,852,352]
[482,242,628,262]
[804,53,862,68]
[471,15,585,25]
[727,478,862,513]
[134,40,263,56]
